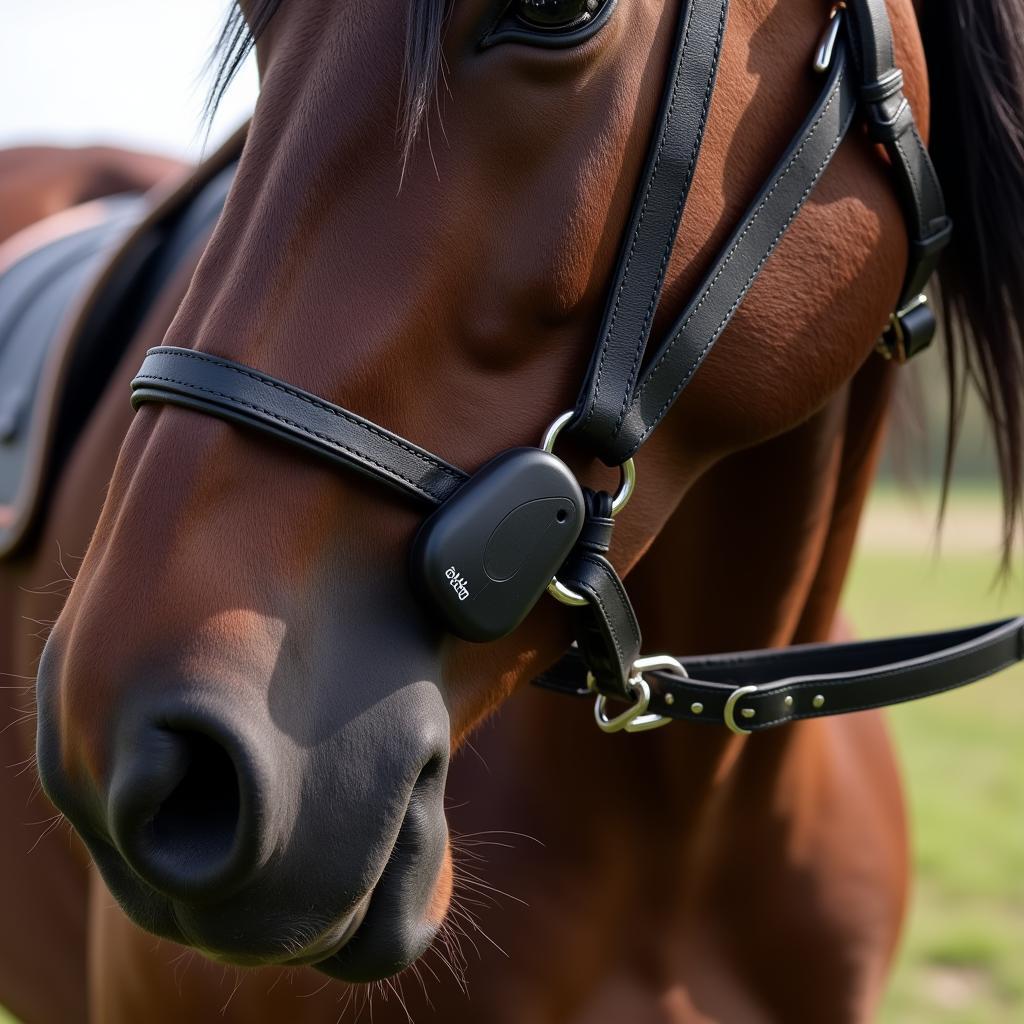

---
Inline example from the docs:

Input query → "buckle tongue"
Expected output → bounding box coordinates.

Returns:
[813,3,845,73]
[724,685,759,735]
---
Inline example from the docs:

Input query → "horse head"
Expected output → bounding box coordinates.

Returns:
[35,0,1017,986]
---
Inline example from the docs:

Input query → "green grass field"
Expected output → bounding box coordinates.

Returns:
[1,488,1020,1024]
[848,489,1024,1023]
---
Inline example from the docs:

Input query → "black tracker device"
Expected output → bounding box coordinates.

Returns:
[410,448,584,642]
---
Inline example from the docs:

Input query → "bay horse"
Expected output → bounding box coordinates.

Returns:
[2,0,1023,1021]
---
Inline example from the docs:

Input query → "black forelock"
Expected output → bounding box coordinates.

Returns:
[205,0,450,165]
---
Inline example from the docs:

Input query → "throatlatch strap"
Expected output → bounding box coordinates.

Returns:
[535,618,1024,732]
[845,0,951,311]
[131,347,469,506]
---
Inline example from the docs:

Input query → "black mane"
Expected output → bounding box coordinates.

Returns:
[921,0,1024,558]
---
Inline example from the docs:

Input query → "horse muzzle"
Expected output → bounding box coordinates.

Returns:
[36,635,452,980]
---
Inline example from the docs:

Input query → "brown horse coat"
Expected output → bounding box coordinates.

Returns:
[0,0,982,1020]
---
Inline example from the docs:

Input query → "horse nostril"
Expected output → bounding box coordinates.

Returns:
[108,721,259,904]
[150,733,240,865]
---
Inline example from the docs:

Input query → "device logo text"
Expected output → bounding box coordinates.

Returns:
[445,566,470,601]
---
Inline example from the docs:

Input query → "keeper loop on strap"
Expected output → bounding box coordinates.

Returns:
[861,67,904,103]
[864,96,913,144]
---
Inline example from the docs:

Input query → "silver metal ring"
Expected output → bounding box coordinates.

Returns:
[724,684,759,735]
[592,677,651,734]
[621,654,687,732]
[547,577,589,607]
[540,410,637,516]
[542,410,637,607]
[587,655,687,734]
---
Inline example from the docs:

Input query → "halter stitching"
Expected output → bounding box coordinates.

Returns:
[135,372,451,502]
[629,72,849,449]
[750,659,1018,726]
[634,74,843,407]
[580,0,721,434]
[148,349,465,483]
[578,552,640,651]
[610,0,726,439]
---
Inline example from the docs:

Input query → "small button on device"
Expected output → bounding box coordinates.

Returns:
[410,448,584,641]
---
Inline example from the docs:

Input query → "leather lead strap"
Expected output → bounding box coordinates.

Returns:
[536,618,1024,731]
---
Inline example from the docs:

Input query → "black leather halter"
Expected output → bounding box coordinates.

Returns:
[131,0,1022,735]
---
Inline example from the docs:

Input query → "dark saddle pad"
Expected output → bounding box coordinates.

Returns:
[0,157,238,559]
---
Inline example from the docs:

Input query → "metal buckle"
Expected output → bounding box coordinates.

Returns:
[589,654,686,734]
[723,684,759,735]
[813,3,846,73]
[548,576,591,607]
[876,293,928,364]
[541,410,638,608]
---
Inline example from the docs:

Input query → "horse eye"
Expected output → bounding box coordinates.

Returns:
[516,0,601,31]
[481,0,614,50]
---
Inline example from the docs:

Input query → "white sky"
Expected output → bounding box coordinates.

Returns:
[0,1,259,160]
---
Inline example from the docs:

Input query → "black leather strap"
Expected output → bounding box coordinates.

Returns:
[557,491,641,697]
[535,617,1024,732]
[571,0,953,463]
[131,347,469,506]
[608,42,858,462]
[559,550,643,699]
[845,0,952,312]
[572,0,728,458]
[573,36,856,465]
